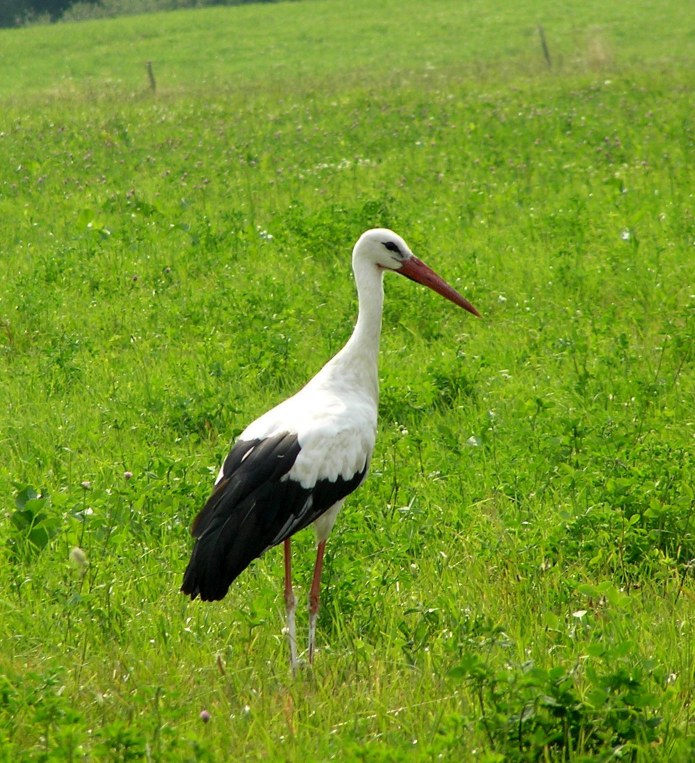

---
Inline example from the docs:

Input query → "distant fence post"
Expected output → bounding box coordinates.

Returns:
[146,61,157,93]
[538,26,552,68]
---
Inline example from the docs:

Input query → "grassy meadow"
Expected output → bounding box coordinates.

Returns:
[1,0,694,759]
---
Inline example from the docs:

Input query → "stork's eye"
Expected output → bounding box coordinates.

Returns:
[382,241,402,255]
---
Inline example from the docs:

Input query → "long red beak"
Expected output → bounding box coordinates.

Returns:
[397,256,481,318]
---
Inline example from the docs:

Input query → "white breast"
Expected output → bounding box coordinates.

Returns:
[240,382,377,489]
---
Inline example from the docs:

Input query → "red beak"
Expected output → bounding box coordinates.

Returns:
[397,256,481,318]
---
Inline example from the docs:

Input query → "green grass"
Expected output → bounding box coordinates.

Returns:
[1,0,694,100]
[1,0,694,760]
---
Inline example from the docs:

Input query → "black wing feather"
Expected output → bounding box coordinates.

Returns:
[181,431,367,601]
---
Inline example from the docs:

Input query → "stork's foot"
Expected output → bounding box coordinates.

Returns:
[308,540,326,665]
[284,599,298,675]
[283,538,298,675]
[308,611,318,665]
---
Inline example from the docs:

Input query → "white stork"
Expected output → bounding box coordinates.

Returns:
[181,228,480,671]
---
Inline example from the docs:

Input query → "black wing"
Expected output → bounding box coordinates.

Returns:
[181,431,367,601]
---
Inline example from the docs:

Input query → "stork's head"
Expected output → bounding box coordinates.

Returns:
[353,228,481,318]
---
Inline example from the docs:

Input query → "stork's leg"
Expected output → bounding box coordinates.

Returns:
[308,539,327,664]
[283,538,298,674]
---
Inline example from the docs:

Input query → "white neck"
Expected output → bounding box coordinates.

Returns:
[316,255,384,402]
[344,256,384,359]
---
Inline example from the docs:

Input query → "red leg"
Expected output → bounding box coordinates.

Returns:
[308,540,326,664]
[284,538,298,674]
